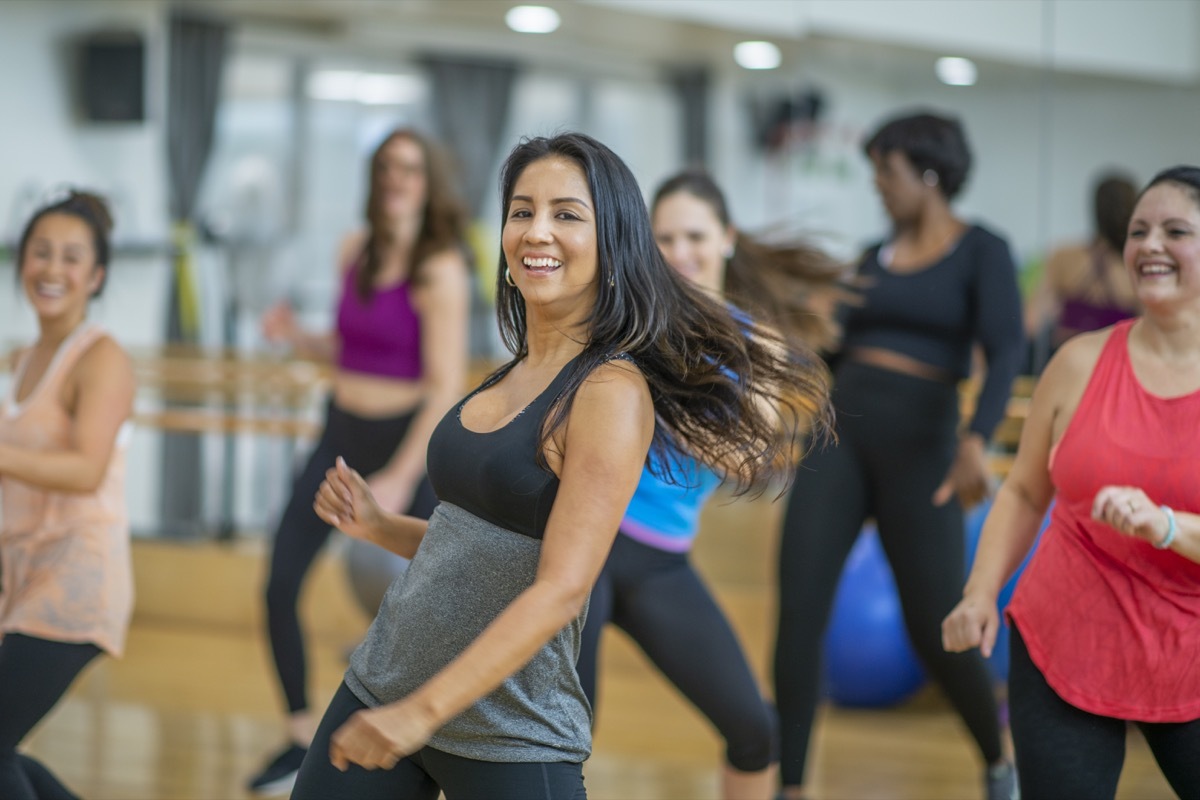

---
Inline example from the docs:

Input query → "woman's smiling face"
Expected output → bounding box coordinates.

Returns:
[20,212,104,324]
[501,155,600,316]
[1124,181,1200,308]
[652,189,733,295]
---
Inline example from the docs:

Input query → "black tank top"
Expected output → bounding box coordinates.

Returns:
[426,356,581,540]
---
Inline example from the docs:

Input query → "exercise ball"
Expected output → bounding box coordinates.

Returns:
[344,537,410,617]
[963,497,1050,682]
[822,525,927,708]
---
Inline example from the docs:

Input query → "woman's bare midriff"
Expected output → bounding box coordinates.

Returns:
[333,370,425,418]
[845,346,955,384]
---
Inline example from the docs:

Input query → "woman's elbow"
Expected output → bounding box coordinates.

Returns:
[539,580,591,622]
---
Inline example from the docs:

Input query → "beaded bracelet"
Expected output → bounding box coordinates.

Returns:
[1155,505,1177,550]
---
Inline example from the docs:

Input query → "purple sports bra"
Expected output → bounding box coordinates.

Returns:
[1053,244,1136,345]
[335,264,422,380]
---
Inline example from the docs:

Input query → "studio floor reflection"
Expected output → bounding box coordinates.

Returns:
[25,496,1173,800]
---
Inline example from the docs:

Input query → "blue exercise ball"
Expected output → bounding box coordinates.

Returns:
[963,497,1050,682]
[822,525,927,708]
[344,537,409,617]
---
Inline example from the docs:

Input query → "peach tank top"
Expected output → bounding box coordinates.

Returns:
[0,323,133,656]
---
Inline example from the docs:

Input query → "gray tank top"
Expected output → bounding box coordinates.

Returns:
[345,355,592,763]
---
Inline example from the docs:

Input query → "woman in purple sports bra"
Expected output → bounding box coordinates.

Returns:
[1025,171,1140,363]
[248,128,472,796]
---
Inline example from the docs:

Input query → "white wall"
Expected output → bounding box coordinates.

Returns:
[2,0,1198,537]
[0,0,170,536]
[706,56,1200,268]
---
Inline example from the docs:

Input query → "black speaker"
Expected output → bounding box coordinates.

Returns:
[79,33,145,122]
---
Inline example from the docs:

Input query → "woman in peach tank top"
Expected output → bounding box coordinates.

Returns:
[0,190,134,800]
[943,166,1200,800]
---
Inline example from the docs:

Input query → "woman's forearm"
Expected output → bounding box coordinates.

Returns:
[0,443,113,493]
[291,330,336,362]
[365,513,429,559]
[963,480,1047,600]
[1160,509,1200,564]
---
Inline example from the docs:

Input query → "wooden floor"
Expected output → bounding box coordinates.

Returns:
[24,492,1174,800]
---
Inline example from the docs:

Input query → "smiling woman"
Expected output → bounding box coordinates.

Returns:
[501,155,602,311]
[289,132,834,800]
[945,166,1200,799]
[0,190,135,800]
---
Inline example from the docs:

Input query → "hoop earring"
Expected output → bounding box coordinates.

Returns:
[504,267,516,287]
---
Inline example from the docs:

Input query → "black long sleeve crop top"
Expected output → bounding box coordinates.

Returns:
[839,224,1025,440]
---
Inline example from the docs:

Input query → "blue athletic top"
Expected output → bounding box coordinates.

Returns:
[619,304,750,552]
[619,447,723,553]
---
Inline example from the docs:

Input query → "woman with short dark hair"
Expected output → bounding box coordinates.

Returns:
[774,109,1024,800]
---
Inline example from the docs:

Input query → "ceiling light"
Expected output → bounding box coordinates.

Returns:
[307,70,424,105]
[506,5,561,34]
[935,57,977,86]
[734,41,781,70]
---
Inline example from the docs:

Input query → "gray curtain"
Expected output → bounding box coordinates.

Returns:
[160,10,229,537]
[421,54,518,359]
[670,66,710,167]
[421,54,518,216]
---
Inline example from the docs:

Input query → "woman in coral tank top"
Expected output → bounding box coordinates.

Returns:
[0,191,134,800]
[943,166,1200,799]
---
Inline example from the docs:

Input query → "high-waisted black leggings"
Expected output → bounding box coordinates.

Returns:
[265,399,438,714]
[774,361,1002,786]
[1008,624,1200,799]
[577,533,777,773]
[0,633,101,800]
[292,683,587,800]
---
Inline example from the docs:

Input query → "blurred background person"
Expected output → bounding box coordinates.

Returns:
[248,128,472,796]
[774,110,1024,800]
[0,191,134,800]
[1024,170,1139,370]
[944,165,1200,800]
[576,169,843,800]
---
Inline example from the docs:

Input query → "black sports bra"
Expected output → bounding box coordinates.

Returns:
[425,356,581,540]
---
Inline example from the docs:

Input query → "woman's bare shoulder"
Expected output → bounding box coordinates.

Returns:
[1039,326,1111,394]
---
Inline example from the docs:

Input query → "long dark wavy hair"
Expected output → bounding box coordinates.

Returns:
[1092,172,1137,253]
[493,133,834,493]
[17,190,114,297]
[357,128,468,299]
[651,170,847,350]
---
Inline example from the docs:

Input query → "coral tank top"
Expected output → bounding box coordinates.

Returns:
[1007,320,1200,722]
[0,324,133,656]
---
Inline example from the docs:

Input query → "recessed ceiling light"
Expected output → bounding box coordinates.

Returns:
[936,56,977,86]
[506,5,561,34]
[307,70,424,105]
[734,41,781,70]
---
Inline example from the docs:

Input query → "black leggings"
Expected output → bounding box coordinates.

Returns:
[0,633,101,800]
[577,533,777,772]
[774,362,1003,786]
[1008,624,1200,799]
[265,400,438,714]
[292,683,587,800]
